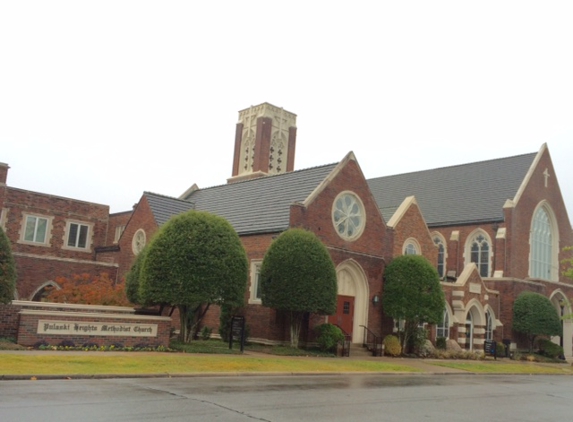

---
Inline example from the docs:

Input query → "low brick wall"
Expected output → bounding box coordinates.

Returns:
[1,301,171,348]
[0,303,20,339]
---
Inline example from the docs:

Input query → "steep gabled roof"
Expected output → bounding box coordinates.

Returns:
[145,163,338,234]
[367,152,538,226]
[145,192,196,226]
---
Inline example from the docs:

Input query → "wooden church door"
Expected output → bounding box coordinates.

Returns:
[335,295,354,337]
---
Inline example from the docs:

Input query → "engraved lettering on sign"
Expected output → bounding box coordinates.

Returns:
[37,320,158,337]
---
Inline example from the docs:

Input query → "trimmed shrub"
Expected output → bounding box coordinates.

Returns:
[538,339,563,359]
[315,323,344,352]
[200,326,212,340]
[436,336,447,350]
[383,335,402,356]
[496,341,506,356]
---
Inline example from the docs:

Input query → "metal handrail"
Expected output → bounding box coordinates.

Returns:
[359,325,383,356]
[334,324,352,357]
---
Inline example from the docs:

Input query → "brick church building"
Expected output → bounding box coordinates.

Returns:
[2,102,572,355]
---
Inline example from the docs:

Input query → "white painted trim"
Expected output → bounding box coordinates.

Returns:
[512,143,546,207]
[12,300,135,312]
[335,259,369,344]
[528,201,560,281]
[302,152,358,208]
[12,252,118,267]
[248,260,263,304]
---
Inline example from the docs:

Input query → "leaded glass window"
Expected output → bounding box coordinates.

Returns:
[530,207,553,279]
[470,234,490,277]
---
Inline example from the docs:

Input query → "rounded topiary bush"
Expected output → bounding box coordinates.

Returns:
[496,341,506,356]
[538,339,563,359]
[315,323,345,352]
[383,334,402,356]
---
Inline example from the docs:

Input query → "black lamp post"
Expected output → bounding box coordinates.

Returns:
[559,299,564,349]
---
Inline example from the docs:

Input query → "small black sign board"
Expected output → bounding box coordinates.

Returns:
[484,340,497,360]
[229,316,245,353]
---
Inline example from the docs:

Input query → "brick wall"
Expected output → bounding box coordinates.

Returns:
[115,195,160,279]
[1,301,170,348]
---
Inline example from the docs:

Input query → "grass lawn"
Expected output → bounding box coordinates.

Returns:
[429,360,573,374]
[0,353,422,376]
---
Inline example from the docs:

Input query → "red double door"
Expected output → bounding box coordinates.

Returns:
[334,295,354,337]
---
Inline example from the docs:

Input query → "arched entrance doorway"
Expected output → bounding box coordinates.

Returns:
[465,313,473,350]
[331,260,369,344]
[463,302,485,351]
[550,291,572,358]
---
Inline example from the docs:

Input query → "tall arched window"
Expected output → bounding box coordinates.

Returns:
[436,309,449,340]
[530,205,555,280]
[485,310,494,341]
[433,234,446,279]
[468,232,491,277]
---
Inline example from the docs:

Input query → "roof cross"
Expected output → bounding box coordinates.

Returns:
[543,168,550,188]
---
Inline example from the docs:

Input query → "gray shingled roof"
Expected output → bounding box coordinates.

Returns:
[145,192,196,226]
[367,152,537,226]
[145,163,338,234]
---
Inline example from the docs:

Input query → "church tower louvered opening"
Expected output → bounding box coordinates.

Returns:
[228,102,297,183]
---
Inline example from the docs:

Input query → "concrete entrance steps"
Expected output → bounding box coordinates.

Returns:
[348,343,375,358]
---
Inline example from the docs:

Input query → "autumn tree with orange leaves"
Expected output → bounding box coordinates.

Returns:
[45,273,131,307]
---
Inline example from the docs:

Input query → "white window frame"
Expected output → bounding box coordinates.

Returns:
[132,229,147,255]
[529,203,559,281]
[465,230,492,278]
[436,308,450,340]
[485,309,494,341]
[113,225,125,244]
[332,191,366,242]
[248,260,263,304]
[63,221,92,251]
[402,238,420,255]
[0,208,6,231]
[432,232,447,279]
[20,213,52,246]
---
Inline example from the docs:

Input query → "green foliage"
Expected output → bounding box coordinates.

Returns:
[315,323,345,352]
[140,211,248,342]
[496,341,506,356]
[408,326,428,355]
[0,228,17,304]
[382,255,445,352]
[260,229,337,348]
[218,304,234,342]
[260,229,337,314]
[200,326,212,340]
[562,246,573,281]
[537,339,563,359]
[436,336,447,350]
[383,335,402,356]
[125,247,147,305]
[513,292,562,353]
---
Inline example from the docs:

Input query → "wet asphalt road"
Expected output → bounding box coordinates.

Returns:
[1,374,572,421]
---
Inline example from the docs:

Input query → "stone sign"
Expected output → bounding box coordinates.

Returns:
[37,320,158,337]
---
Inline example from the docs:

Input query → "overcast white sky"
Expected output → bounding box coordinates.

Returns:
[1,2,572,225]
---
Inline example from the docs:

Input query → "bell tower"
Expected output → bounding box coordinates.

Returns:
[228,103,297,183]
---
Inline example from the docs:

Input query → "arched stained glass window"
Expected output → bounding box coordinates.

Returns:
[485,310,493,341]
[530,207,553,280]
[436,309,449,340]
[470,234,490,277]
[433,236,446,278]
